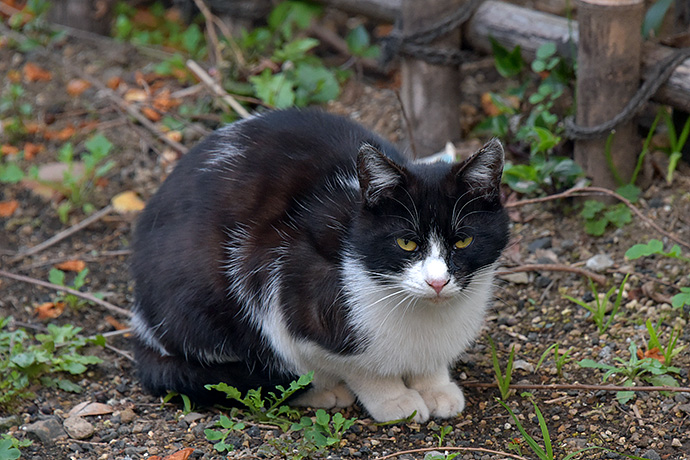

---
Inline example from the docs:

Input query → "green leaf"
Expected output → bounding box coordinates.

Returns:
[55,378,82,393]
[672,288,690,309]
[0,163,24,184]
[581,200,606,219]
[204,429,224,441]
[642,0,673,38]
[625,239,664,259]
[490,37,524,78]
[273,37,319,63]
[181,24,203,56]
[249,70,295,109]
[584,218,608,236]
[644,373,679,387]
[346,25,370,55]
[0,438,21,460]
[293,63,340,104]
[535,42,557,60]
[615,183,640,203]
[48,268,66,286]
[84,134,113,159]
[603,204,631,228]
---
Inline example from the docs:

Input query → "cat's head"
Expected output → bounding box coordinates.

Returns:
[350,139,509,302]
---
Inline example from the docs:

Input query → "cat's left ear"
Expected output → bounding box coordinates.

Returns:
[357,143,406,207]
[452,138,504,196]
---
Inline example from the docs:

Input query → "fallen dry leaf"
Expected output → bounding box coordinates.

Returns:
[105,315,128,331]
[55,260,87,272]
[66,78,92,96]
[637,346,665,363]
[43,124,76,141]
[7,69,21,83]
[35,301,66,320]
[0,200,19,217]
[111,190,145,213]
[163,448,195,460]
[68,401,114,417]
[23,142,43,160]
[23,62,52,82]
[1,144,19,155]
[107,76,124,90]
[152,89,181,112]
[480,92,520,117]
[166,131,183,143]
[141,106,161,122]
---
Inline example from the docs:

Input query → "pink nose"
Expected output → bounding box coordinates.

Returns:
[427,278,449,295]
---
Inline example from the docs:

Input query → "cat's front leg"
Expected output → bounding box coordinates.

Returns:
[345,374,430,422]
[407,368,465,419]
[292,374,356,409]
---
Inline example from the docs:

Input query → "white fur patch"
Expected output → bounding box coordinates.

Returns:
[131,309,171,357]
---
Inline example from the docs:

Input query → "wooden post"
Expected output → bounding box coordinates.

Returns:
[47,0,116,35]
[573,0,645,190]
[400,0,463,158]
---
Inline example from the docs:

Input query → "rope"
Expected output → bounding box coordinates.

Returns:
[565,47,690,140]
[379,0,485,67]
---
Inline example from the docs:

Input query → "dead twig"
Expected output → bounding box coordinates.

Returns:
[497,263,607,286]
[376,446,529,460]
[10,205,113,263]
[0,269,132,318]
[186,59,251,119]
[505,186,690,250]
[192,0,223,66]
[463,381,690,394]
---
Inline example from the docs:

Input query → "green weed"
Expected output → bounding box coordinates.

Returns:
[625,239,690,310]
[488,336,515,401]
[578,341,680,404]
[48,268,100,309]
[564,274,629,334]
[204,415,246,453]
[644,319,685,366]
[206,371,313,430]
[0,83,32,143]
[290,408,356,449]
[0,317,104,409]
[0,433,32,460]
[535,343,573,377]
[429,422,453,447]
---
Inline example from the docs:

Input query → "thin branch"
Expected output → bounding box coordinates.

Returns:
[11,205,113,263]
[192,0,222,66]
[505,186,690,250]
[186,59,251,119]
[376,446,529,460]
[497,263,607,286]
[395,90,418,159]
[463,381,690,394]
[0,269,132,318]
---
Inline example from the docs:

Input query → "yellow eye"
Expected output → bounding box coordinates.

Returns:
[396,238,418,252]
[454,237,474,249]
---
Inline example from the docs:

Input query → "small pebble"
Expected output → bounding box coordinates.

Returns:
[63,416,95,440]
[585,254,614,272]
[671,438,683,448]
[641,449,661,460]
[120,408,136,423]
[528,237,552,252]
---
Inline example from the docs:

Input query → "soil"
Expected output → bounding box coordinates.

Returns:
[1,6,690,460]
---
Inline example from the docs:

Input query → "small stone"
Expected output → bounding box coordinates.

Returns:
[677,403,690,415]
[585,254,614,272]
[671,438,683,448]
[641,449,661,460]
[183,412,205,424]
[119,408,136,423]
[528,237,552,252]
[560,239,576,251]
[23,417,68,444]
[535,275,552,288]
[63,416,95,440]
[0,415,22,431]
[512,359,534,373]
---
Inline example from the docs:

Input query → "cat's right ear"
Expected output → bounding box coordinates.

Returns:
[357,143,406,207]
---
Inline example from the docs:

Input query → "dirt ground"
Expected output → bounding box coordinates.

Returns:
[1,6,690,460]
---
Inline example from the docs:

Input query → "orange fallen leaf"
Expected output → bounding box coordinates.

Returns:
[94,177,109,188]
[105,315,128,331]
[640,347,665,363]
[107,76,124,91]
[23,62,52,82]
[111,190,145,213]
[163,448,195,460]
[66,78,92,96]
[24,121,42,135]
[0,200,19,217]
[44,125,76,141]
[55,260,86,272]
[480,92,519,117]
[166,131,182,143]
[35,301,66,320]
[1,144,19,156]
[141,106,161,122]
[8,69,21,83]
[23,142,44,160]
[152,89,181,112]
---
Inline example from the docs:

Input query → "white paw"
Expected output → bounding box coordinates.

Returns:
[418,383,465,418]
[292,383,356,408]
[363,389,430,423]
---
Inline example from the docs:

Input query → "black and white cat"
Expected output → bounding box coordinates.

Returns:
[130,109,510,422]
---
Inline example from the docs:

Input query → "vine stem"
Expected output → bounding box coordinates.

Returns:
[505,186,690,250]
[0,269,132,318]
[376,446,529,460]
